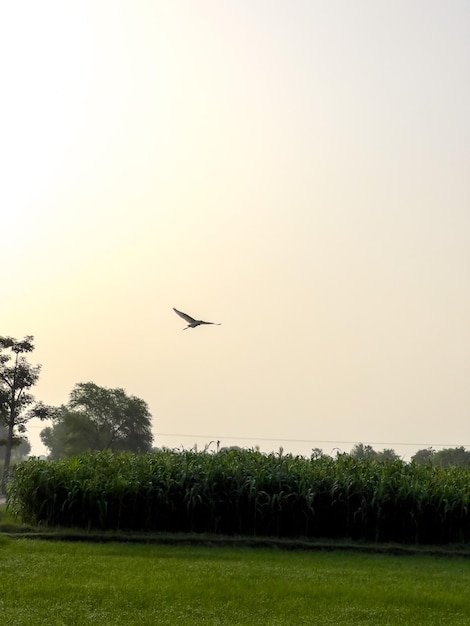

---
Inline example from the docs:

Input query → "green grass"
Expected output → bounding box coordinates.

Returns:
[0,539,470,625]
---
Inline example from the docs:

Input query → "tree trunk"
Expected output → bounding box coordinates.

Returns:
[1,413,15,495]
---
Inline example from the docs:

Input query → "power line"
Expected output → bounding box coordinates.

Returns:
[25,425,470,449]
[155,433,469,449]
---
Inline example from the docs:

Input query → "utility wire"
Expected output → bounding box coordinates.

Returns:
[27,423,468,448]
[155,433,469,449]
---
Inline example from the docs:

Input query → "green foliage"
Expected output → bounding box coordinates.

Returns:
[0,336,39,427]
[349,443,400,462]
[412,448,436,465]
[412,447,470,468]
[0,335,50,492]
[434,447,470,468]
[0,336,41,414]
[40,382,153,458]
[9,449,470,544]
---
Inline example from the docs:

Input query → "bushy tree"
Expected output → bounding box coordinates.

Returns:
[434,447,470,468]
[40,382,153,459]
[349,443,399,462]
[349,443,378,460]
[375,448,400,462]
[411,448,435,465]
[411,447,470,467]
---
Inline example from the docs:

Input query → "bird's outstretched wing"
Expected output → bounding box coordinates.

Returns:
[173,308,197,324]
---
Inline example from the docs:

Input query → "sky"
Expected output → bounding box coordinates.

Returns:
[1,0,469,461]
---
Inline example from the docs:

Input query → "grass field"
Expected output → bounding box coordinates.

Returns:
[1,537,470,625]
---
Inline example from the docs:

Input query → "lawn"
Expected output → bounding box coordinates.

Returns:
[0,537,469,625]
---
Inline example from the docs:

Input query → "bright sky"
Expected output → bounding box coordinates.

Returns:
[2,1,469,461]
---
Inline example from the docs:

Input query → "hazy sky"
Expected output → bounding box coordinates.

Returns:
[2,1,469,460]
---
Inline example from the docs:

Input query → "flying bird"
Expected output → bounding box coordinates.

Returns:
[173,307,221,330]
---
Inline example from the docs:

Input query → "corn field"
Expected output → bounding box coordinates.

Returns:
[8,449,470,544]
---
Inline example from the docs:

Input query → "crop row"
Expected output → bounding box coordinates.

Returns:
[8,449,470,543]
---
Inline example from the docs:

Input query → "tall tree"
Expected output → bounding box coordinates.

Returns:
[0,336,49,492]
[40,382,153,458]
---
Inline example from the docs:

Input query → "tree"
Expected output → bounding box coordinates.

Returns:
[411,446,470,467]
[349,443,378,460]
[0,335,50,492]
[40,382,153,458]
[349,443,399,462]
[434,447,470,468]
[411,448,435,465]
[375,448,400,462]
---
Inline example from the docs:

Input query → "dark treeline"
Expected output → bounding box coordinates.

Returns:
[329,443,470,468]
[410,446,470,467]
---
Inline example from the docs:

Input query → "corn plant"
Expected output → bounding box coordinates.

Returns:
[8,449,470,544]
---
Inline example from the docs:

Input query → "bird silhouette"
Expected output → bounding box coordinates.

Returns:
[173,307,221,330]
